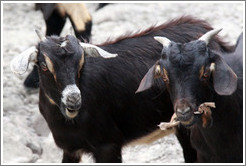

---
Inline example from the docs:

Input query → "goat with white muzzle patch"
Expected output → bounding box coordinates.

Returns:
[24,3,93,89]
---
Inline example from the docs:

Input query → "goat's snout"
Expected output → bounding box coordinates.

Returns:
[66,93,81,110]
[175,99,193,123]
[61,84,82,119]
[176,106,191,115]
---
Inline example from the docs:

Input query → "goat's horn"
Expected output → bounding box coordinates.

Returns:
[35,29,46,41]
[68,26,73,35]
[199,28,222,45]
[154,36,172,48]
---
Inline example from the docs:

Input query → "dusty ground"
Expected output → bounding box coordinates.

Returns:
[2,2,244,163]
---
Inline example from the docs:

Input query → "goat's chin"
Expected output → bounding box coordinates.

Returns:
[179,114,204,128]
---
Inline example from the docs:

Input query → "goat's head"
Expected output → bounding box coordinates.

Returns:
[136,29,238,126]
[11,30,117,119]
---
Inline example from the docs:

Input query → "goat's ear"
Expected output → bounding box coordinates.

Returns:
[212,52,238,95]
[80,43,118,58]
[10,46,38,75]
[136,61,162,93]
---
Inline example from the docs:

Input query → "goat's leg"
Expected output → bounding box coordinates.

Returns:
[62,150,82,163]
[93,144,122,163]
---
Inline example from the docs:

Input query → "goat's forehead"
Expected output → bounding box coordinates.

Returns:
[167,40,206,53]
[164,41,208,66]
[160,54,208,73]
[39,38,83,58]
[40,35,80,47]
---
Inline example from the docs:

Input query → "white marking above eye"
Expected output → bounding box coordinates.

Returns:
[210,63,216,72]
[61,41,67,47]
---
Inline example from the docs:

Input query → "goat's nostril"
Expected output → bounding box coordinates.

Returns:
[176,108,182,114]
[67,94,81,103]
[183,107,191,114]
[176,107,191,114]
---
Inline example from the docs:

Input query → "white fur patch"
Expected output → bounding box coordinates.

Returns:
[61,84,81,105]
[60,41,67,47]
[210,63,216,72]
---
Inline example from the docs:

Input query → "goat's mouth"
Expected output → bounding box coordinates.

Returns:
[65,108,79,119]
[177,110,207,128]
[174,102,215,128]
[176,108,201,127]
[177,114,196,127]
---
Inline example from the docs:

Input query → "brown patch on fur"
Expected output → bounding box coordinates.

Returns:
[199,65,205,79]
[162,67,169,83]
[198,102,215,128]
[44,54,57,81]
[57,3,91,31]
[202,109,212,128]
[78,53,84,78]
[45,93,56,105]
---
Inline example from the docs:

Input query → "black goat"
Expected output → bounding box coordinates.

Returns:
[10,16,222,163]
[137,28,243,162]
[24,3,93,89]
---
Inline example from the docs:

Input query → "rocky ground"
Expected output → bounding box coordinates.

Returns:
[2,2,243,163]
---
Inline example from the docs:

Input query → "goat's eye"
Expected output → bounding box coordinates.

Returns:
[40,62,48,71]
